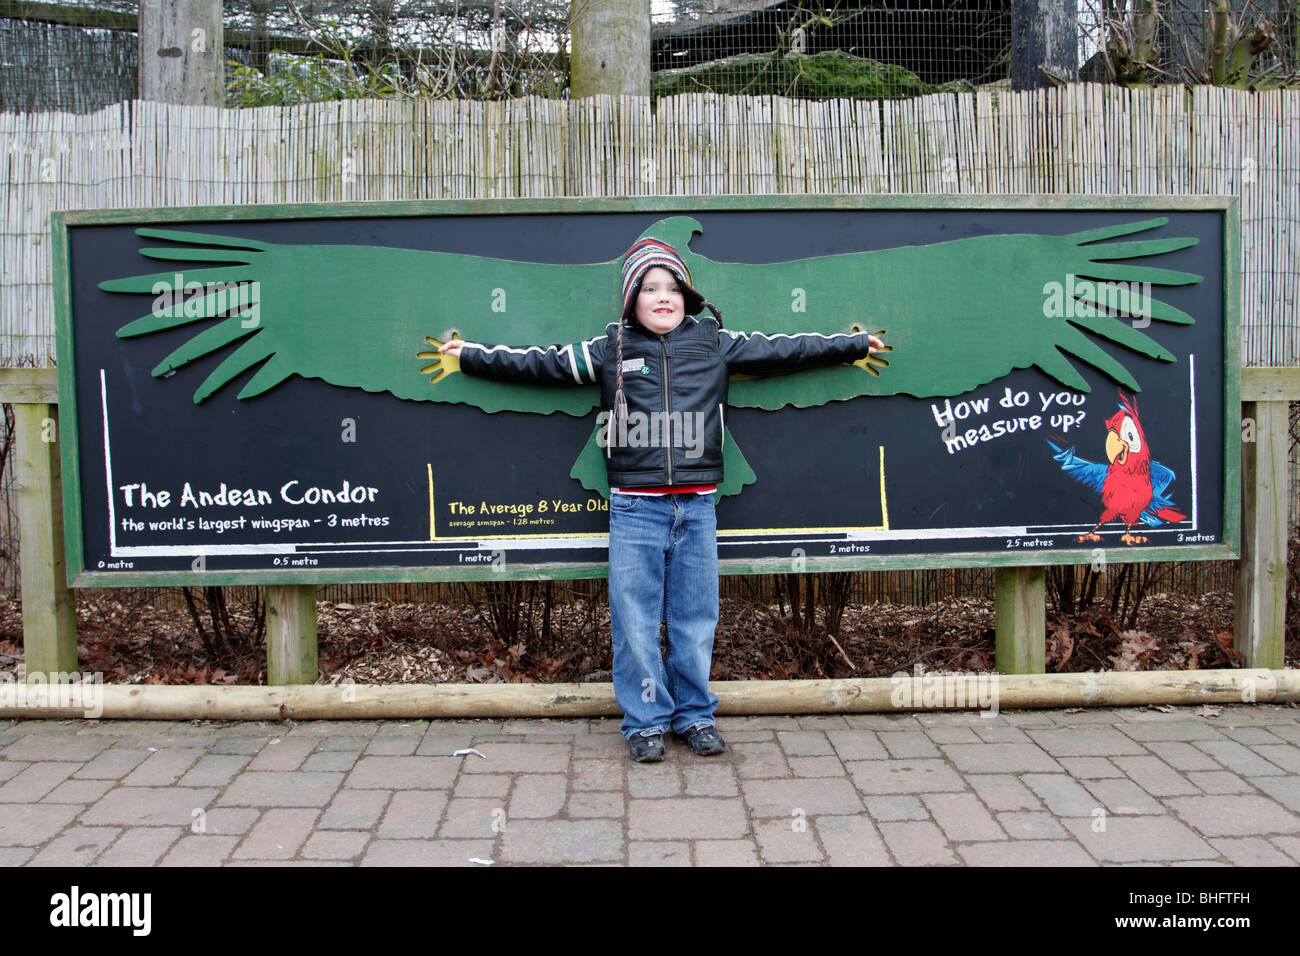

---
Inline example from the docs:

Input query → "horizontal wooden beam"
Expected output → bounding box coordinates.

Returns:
[0,1,569,66]
[1240,366,1300,401]
[1,669,1295,719]
[0,0,137,32]
[1,1,311,51]
[0,368,57,403]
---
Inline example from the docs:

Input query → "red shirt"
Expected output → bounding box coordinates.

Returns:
[611,484,717,495]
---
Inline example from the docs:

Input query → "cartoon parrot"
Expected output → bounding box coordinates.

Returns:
[1047,391,1187,545]
[101,215,1200,497]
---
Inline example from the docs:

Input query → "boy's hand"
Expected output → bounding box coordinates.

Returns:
[851,329,890,376]
[417,333,464,383]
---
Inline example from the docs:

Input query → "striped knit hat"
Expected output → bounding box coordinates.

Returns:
[613,238,722,425]
[620,238,707,320]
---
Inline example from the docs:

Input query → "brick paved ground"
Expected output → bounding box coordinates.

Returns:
[1,703,1297,866]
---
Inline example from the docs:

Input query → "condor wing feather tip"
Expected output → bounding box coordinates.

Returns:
[134,227,270,251]
[1069,217,1169,245]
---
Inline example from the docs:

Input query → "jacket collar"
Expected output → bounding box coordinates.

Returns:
[626,315,698,339]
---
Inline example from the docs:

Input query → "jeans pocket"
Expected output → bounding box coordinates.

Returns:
[610,492,640,512]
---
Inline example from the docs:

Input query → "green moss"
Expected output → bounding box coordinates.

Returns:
[651,50,974,100]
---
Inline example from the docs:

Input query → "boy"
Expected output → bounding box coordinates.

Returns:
[432,238,884,761]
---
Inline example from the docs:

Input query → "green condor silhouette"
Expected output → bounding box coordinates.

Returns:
[103,216,1200,497]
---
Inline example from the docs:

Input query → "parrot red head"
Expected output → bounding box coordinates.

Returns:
[1103,391,1149,470]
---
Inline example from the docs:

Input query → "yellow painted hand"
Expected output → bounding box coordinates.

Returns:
[851,328,890,376]
[417,333,462,383]
[853,350,891,376]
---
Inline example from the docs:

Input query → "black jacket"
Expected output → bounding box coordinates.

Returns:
[458,316,874,487]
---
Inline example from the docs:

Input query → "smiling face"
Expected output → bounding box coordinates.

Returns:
[634,266,686,335]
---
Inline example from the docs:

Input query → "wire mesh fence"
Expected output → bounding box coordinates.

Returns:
[1077,0,1299,84]
[0,18,139,115]
[5,0,1298,114]
[1,0,573,112]
[651,0,1012,96]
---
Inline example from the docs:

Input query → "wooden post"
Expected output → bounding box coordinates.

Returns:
[994,566,1046,673]
[1010,0,1080,89]
[569,0,650,97]
[14,404,78,679]
[1234,400,1286,668]
[139,0,225,106]
[264,585,318,685]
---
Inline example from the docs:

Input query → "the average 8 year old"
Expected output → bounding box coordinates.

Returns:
[432,239,885,763]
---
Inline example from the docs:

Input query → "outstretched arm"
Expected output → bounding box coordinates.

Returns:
[422,335,606,386]
[720,327,887,376]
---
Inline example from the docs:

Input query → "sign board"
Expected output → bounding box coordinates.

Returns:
[53,196,1240,586]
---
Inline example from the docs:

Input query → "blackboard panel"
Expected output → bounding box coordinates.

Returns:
[53,196,1240,586]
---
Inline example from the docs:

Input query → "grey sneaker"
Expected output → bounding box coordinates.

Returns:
[628,731,665,763]
[674,724,725,756]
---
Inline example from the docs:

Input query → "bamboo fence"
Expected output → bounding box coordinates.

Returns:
[0,87,1295,602]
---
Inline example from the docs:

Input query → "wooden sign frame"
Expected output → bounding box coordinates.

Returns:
[52,194,1240,586]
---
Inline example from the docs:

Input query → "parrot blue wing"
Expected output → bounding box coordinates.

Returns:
[1149,460,1176,498]
[1139,459,1181,525]
[1047,440,1108,496]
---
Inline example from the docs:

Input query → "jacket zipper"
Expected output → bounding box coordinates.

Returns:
[659,335,672,484]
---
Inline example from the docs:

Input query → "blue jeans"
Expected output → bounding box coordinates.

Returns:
[608,492,720,739]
